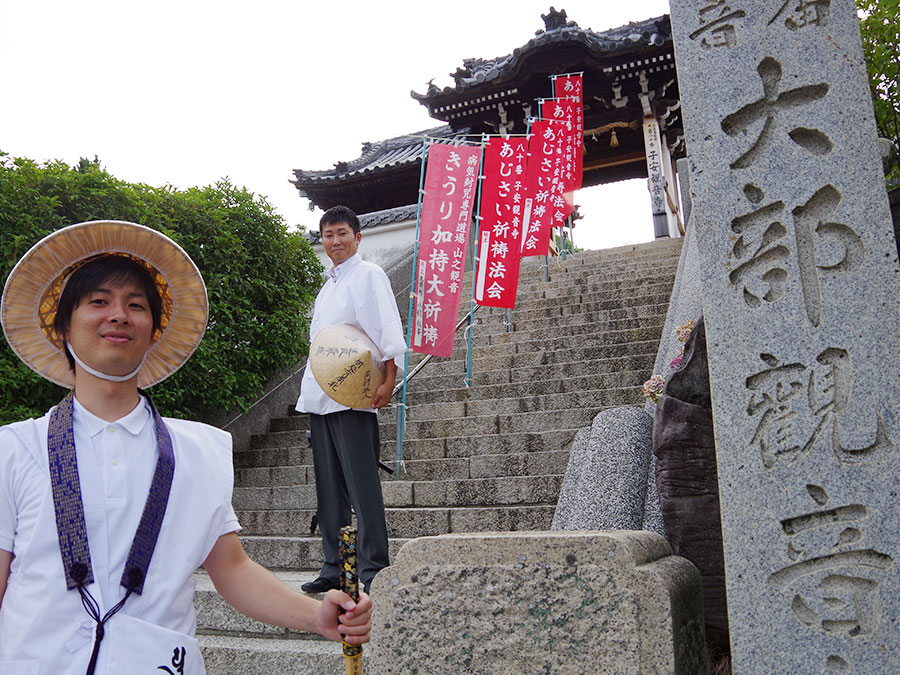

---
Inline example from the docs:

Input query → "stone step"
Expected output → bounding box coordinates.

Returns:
[504,274,678,302]
[388,504,557,536]
[235,471,564,511]
[398,322,667,370]
[270,416,311,433]
[233,484,317,510]
[236,504,557,538]
[491,281,676,312]
[273,381,642,432]
[387,426,582,460]
[514,240,683,273]
[466,270,678,306]
[245,385,642,469]
[402,369,649,406]
[380,406,597,442]
[485,299,672,330]
[236,508,318,536]
[464,247,680,281]
[417,339,662,377]
[467,325,665,360]
[199,635,347,675]
[236,464,312,488]
[446,285,676,326]
[423,301,670,347]
[253,406,596,469]
[236,445,569,490]
[399,242,683,314]
[235,444,312,470]
[506,268,680,298]
[250,428,310,450]
[480,357,653,385]
[393,473,564,507]
[437,272,676,310]
[471,265,674,300]
[460,293,676,329]
[238,534,408,570]
[476,312,669,345]
[392,385,642,422]
[423,362,656,393]
[404,352,654,394]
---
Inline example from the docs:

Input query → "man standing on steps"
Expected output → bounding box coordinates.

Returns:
[296,205,407,595]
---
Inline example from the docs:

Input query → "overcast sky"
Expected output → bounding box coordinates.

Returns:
[0,0,671,250]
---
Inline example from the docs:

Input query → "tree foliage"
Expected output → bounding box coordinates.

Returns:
[0,152,323,424]
[858,0,900,180]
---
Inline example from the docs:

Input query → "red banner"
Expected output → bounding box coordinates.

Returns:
[520,118,564,257]
[541,98,580,203]
[553,74,584,190]
[540,99,577,227]
[474,136,528,308]
[412,143,482,357]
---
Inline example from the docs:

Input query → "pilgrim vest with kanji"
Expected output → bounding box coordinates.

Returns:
[0,405,235,675]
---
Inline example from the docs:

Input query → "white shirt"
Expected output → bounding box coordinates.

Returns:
[0,397,239,674]
[296,253,407,415]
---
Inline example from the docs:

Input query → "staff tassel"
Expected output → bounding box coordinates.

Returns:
[340,526,363,675]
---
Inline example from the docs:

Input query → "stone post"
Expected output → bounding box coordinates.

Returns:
[668,1,900,672]
[368,531,707,674]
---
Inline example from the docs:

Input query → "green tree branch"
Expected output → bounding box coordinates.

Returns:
[0,152,323,424]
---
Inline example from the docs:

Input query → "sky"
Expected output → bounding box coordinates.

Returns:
[0,0,671,250]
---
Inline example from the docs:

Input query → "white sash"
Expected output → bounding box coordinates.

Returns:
[107,614,204,675]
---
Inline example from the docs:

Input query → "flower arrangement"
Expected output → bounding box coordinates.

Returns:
[642,374,666,401]
[643,319,697,403]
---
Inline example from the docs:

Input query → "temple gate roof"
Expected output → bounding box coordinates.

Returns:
[293,8,682,216]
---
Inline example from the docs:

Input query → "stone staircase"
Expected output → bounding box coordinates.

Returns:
[196,237,683,672]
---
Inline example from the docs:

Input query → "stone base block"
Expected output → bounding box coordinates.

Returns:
[368,531,708,674]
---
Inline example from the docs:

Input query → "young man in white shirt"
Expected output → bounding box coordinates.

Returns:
[0,220,371,674]
[296,206,407,595]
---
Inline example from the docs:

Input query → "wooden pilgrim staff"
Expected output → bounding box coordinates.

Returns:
[340,526,363,674]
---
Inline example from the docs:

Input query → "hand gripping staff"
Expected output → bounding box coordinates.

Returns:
[340,526,363,675]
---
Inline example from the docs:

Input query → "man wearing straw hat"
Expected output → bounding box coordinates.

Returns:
[0,220,371,674]
[296,205,406,596]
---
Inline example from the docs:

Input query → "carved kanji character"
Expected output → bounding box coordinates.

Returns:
[721,57,830,169]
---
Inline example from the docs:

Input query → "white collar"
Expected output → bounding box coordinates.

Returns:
[72,394,152,437]
[326,253,362,280]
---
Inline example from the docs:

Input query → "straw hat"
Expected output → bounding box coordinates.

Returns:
[1,220,208,388]
[310,324,385,408]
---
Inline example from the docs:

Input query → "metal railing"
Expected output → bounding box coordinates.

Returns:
[390,305,482,478]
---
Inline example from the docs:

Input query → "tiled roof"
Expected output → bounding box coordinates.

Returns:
[305,204,419,245]
[412,13,670,103]
[292,125,472,186]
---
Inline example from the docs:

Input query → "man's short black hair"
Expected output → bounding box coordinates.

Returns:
[53,255,164,371]
[319,205,360,235]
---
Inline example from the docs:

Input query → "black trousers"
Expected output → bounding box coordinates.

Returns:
[309,410,389,584]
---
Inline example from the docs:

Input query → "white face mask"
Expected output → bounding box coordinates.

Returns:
[65,341,149,383]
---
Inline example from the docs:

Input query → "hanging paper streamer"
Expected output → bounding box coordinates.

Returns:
[474,136,528,308]
[539,99,579,232]
[552,74,584,191]
[520,118,560,257]
[541,98,580,219]
[412,142,482,357]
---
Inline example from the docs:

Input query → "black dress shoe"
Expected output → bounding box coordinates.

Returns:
[301,576,340,593]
